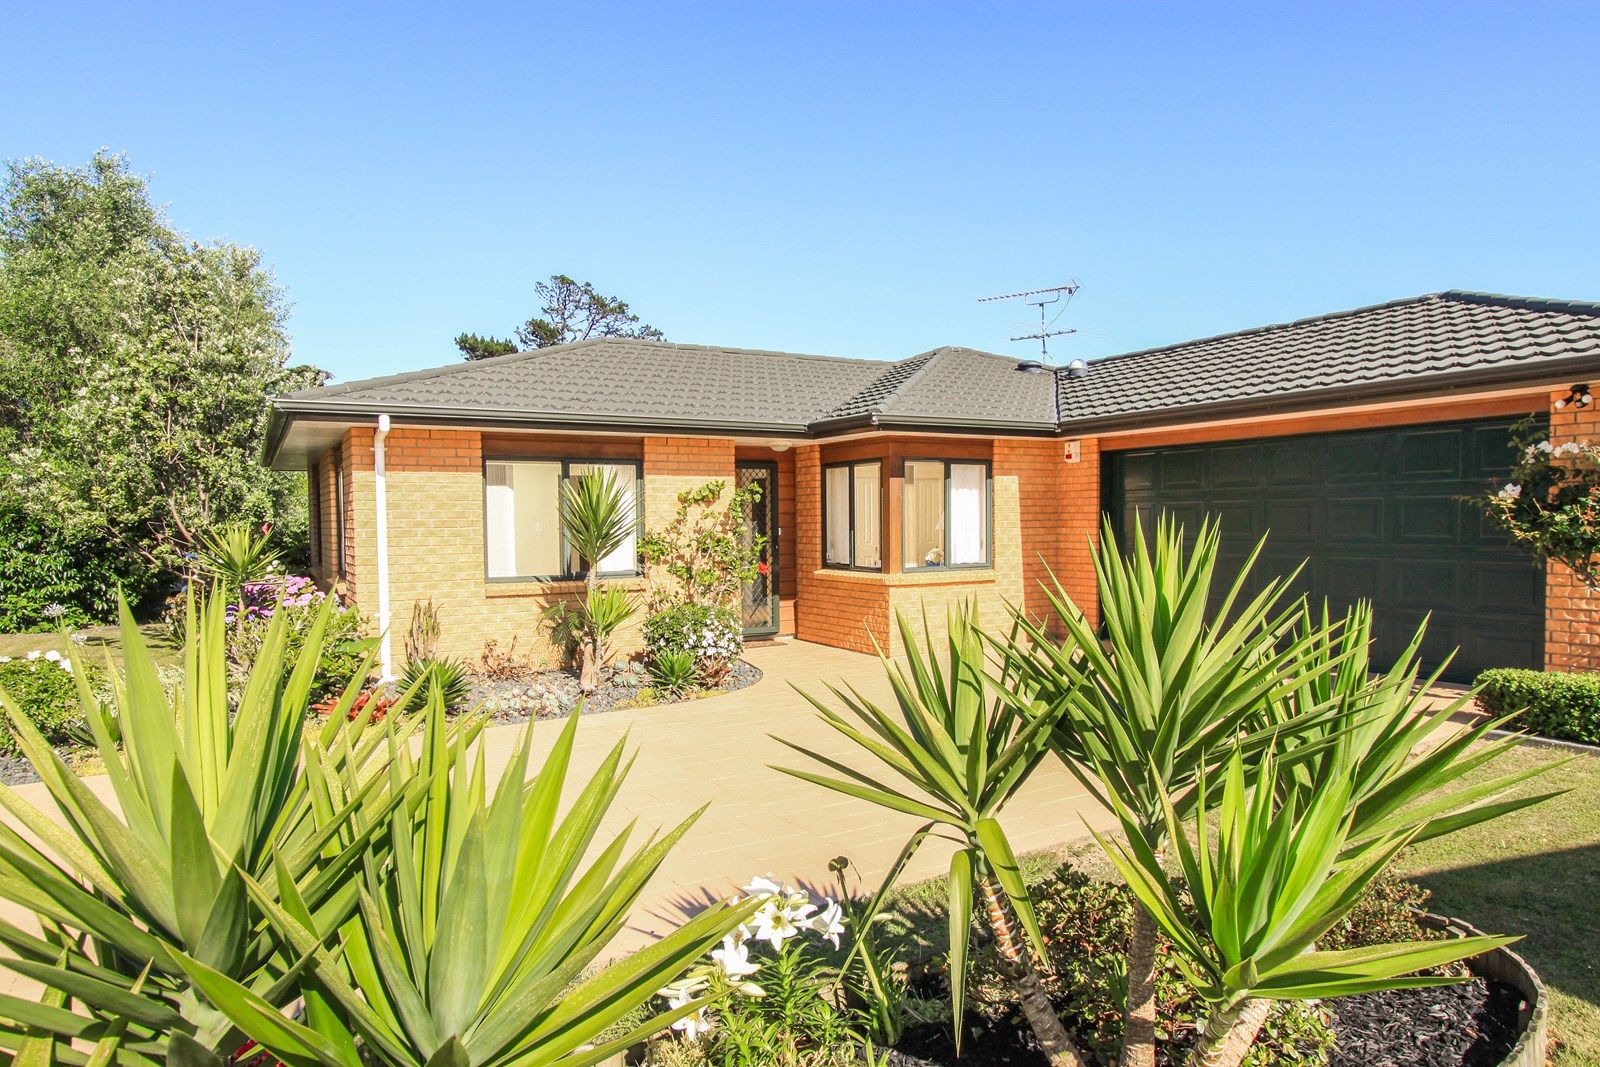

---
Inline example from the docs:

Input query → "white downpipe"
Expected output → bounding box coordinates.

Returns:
[373,414,394,680]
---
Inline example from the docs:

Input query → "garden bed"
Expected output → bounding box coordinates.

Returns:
[472,658,762,722]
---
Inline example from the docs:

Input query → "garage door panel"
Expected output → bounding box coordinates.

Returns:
[1326,435,1385,483]
[1396,429,1466,481]
[1326,498,1383,542]
[1209,445,1261,487]
[1105,417,1543,683]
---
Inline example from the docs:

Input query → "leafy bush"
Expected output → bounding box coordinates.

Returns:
[1479,419,1600,589]
[650,648,699,698]
[226,577,372,703]
[400,655,474,713]
[0,501,156,629]
[645,603,743,686]
[476,635,535,679]
[1476,667,1600,745]
[0,653,84,755]
[641,479,768,610]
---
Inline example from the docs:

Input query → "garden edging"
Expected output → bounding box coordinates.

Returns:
[1419,912,1547,1067]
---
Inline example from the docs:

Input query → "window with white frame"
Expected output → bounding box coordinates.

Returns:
[483,459,641,579]
[822,461,882,570]
[903,459,990,569]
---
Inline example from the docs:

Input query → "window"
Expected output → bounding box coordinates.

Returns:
[484,459,641,579]
[903,460,990,569]
[823,461,882,570]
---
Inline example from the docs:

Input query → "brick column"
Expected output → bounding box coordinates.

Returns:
[1545,393,1600,672]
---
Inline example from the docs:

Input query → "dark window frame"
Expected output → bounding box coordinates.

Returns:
[821,459,884,572]
[901,457,994,571]
[482,457,644,582]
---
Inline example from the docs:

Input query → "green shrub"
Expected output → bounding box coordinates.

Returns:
[644,603,743,685]
[1475,667,1600,745]
[0,503,156,629]
[0,654,84,755]
[230,599,373,704]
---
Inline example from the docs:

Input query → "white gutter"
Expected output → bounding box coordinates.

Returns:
[373,414,394,680]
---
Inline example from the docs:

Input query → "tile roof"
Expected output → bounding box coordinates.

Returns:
[1056,291,1600,428]
[271,291,1600,457]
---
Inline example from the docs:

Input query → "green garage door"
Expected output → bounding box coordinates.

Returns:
[1104,417,1544,684]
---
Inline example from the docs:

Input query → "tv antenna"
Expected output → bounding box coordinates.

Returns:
[978,281,1080,363]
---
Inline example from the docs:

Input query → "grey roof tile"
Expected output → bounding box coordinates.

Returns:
[1055,291,1600,427]
[273,291,1600,448]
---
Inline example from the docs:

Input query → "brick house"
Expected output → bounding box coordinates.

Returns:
[266,291,1600,683]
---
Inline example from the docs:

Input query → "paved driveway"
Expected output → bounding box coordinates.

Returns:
[0,639,1111,996]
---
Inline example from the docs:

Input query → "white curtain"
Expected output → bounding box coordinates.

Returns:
[949,463,987,565]
[825,466,851,564]
[484,462,518,577]
[854,463,882,568]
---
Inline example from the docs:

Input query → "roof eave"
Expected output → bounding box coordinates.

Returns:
[807,412,1059,438]
[1058,356,1600,436]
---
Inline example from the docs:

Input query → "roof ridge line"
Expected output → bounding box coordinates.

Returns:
[869,349,941,413]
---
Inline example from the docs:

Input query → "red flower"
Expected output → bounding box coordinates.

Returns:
[756,561,770,576]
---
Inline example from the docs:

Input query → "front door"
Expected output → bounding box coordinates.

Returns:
[737,461,779,637]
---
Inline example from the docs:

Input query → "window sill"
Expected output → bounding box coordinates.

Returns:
[810,567,996,587]
[485,576,647,598]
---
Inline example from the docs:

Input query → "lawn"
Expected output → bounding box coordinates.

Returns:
[1395,740,1600,1065]
[0,624,180,670]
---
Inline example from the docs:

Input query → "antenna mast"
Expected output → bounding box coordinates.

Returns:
[978,280,1080,363]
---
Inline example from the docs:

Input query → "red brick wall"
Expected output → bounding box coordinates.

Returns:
[1545,391,1600,672]
[794,444,892,652]
[993,437,1102,628]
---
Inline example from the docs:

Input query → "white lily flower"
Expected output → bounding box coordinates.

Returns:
[672,1006,714,1042]
[712,934,761,979]
[742,875,784,899]
[809,898,847,948]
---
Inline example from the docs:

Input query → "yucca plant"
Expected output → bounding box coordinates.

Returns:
[649,648,698,698]
[560,469,639,693]
[401,655,475,713]
[1093,746,1524,1067]
[194,522,282,597]
[0,591,437,1063]
[997,515,1345,1067]
[178,697,762,1066]
[1260,601,1566,857]
[775,604,1087,1066]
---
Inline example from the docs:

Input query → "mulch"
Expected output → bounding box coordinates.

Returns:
[478,658,762,723]
[878,978,1525,1067]
[1326,978,1526,1067]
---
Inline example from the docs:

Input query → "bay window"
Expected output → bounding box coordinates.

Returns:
[903,459,990,569]
[823,461,882,570]
[484,459,641,579]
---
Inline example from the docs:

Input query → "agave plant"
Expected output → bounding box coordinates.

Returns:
[1094,746,1525,1067]
[560,469,639,693]
[775,604,1087,1066]
[179,697,761,1066]
[996,515,1349,1067]
[401,655,475,713]
[0,592,438,1063]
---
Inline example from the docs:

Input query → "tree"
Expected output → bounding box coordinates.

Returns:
[452,331,517,361]
[0,151,321,621]
[457,273,665,359]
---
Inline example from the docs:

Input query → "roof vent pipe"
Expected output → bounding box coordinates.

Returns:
[1015,359,1045,374]
[1065,358,1090,379]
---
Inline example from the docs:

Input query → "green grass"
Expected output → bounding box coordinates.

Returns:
[0,624,180,670]
[1394,741,1600,1065]
[875,742,1599,1065]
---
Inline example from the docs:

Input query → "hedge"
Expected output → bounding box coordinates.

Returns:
[1474,668,1600,746]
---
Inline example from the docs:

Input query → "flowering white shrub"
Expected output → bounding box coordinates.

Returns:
[643,604,744,686]
[656,875,847,1044]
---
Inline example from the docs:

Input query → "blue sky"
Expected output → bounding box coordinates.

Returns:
[7,2,1598,384]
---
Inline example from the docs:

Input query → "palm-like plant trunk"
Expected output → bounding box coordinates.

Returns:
[579,575,600,694]
[1188,997,1269,1067]
[1119,904,1160,1067]
[977,876,1087,1067]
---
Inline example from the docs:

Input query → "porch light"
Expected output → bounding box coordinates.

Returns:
[769,440,792,452]
[1555,384,1592,411]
